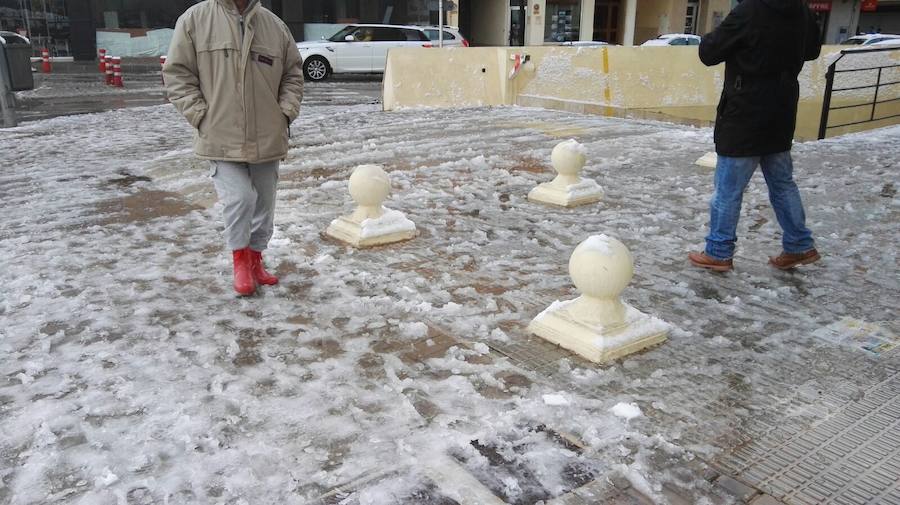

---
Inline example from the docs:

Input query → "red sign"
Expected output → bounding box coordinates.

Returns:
[808,1,832,11]
[861,0,877,12]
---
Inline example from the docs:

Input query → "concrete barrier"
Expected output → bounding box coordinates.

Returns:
[383,45,900,140]
[383,47,510,109]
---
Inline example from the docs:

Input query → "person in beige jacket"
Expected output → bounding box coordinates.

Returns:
[164,0,303,296]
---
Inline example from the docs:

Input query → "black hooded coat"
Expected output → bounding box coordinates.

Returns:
[700,0,822,157]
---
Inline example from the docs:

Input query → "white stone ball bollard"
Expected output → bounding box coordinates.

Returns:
[568,235,633,325]
[528,139,603,208]
[325,164,416,247]
[349,164,390,220]
[551,139,587,185]
[528,234,669,363]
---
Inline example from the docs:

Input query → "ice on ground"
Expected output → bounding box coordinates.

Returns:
[542,393,570,406]
[0,98,897,504]
[610,402,643,420]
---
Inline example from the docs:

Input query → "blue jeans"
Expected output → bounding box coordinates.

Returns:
[705,151,814,260]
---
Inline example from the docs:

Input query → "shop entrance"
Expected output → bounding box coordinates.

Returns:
[593,0,620,43]
[510,0,525,46]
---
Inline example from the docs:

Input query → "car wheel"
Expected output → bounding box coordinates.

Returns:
[303,56,330,82]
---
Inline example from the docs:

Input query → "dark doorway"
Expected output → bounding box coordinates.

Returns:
[593,0,620,43]
[458,0,472,41]
[510,0,525,46]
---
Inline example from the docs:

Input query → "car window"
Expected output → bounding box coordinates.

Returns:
[329,26,356,42]
[424,29,457,41]
[402,28,429,41]
[0,33,29,45]
[670,38,688,46]
[841,38,866,45]
[353,27,377,42]
[373,27,405,42]
[688,37,700,46]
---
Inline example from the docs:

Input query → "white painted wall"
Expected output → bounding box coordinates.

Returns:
[526,0,547,45]
[581,0,596,41]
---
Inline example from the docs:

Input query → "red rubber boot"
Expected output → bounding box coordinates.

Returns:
[250,250,279,285]
[232,248,257,296]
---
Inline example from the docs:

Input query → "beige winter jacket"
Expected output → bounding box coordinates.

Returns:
[163,0,304,163]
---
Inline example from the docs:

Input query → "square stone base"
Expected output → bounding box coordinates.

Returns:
[528,303,668,364]
[527,183,603,208]
[325,216,416,248]
[696,152,718,169]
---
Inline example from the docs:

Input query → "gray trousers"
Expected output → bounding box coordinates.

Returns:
[210,160,279,251]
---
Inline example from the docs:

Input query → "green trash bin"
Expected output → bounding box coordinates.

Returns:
[0,31,35,92]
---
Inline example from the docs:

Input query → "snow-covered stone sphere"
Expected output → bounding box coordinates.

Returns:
[551,139,587,178]
[568,234,634,300]
[349,164,390,208]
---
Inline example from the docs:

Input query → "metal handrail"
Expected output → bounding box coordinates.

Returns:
[818,46,900,140]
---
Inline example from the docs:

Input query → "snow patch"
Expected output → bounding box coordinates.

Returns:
[610,402,642,420]
[359,208,416,239]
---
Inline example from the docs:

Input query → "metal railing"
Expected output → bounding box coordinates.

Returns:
[818,46,900,140]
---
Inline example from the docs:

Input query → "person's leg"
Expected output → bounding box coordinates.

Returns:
[248,160,280,251]
[211,161,257,251]
[247,160,280,285]
[211,161,257,295]
[704,155,760,260]
[759,151,815,254]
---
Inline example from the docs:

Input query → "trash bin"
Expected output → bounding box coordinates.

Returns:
[0,31,35,92]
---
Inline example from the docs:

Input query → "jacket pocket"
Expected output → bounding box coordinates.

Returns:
[194,39,238,92]
[250,45,283,93]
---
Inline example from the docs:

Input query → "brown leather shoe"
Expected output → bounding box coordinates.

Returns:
[688,251,733,272]
[769,249,820,270]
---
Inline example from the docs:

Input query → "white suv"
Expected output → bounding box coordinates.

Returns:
[842,34,900,46]
[297,24,433,81]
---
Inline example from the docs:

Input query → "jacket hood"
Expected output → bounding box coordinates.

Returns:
[760,0,803,13]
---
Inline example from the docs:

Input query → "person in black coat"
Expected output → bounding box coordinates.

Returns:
[688,0,824,272]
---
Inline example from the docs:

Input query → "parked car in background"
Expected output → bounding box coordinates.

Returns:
[423,26,469,47]
[842,34,900,46]
[0,31,30,45]
[641,34,701,46]
[871,37,900,47]
[296,24,432,81]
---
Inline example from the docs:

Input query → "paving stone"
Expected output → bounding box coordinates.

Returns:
[714,475,760,502]
[749,494,786,505]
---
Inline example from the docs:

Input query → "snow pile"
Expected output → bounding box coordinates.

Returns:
[359,207,417,239]
[557,138,587,156]
[610,402,643,420]
[566,178,604,200]
[580,234,614,256]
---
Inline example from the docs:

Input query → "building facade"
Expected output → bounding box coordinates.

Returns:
[458,0,737,47]
[2,0,898,61]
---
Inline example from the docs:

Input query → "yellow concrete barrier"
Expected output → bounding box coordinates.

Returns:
[382,45,900,140]
[383,47,510,109]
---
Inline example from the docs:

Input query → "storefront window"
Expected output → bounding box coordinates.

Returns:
[0,0,69,55]
[92,0,197,30]
[545,0,580,43]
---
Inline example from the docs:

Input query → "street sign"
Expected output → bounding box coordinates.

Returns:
[861,0,877,12]
[808,1,832,12]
